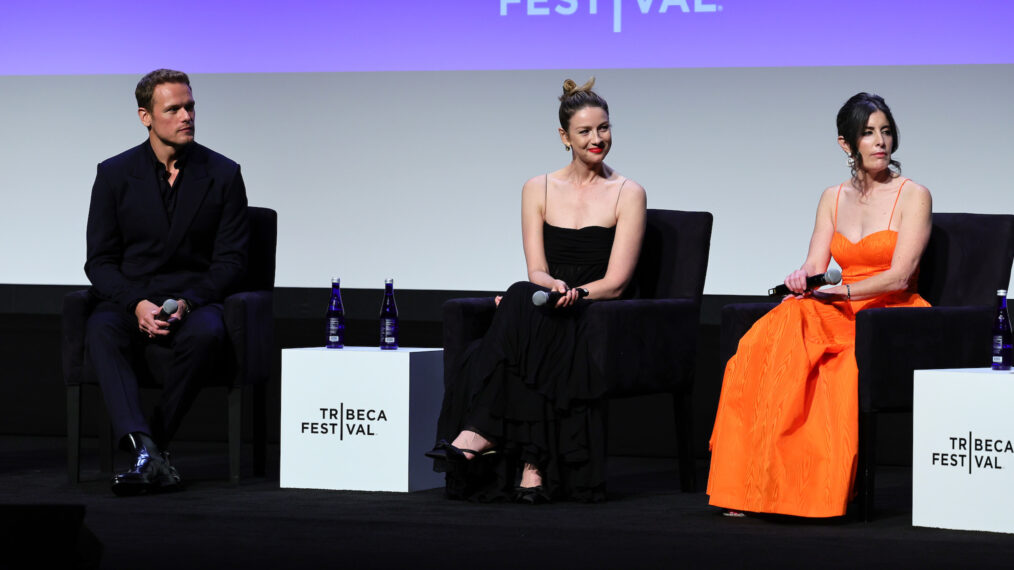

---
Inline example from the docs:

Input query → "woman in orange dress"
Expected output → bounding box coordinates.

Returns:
[707,93,933,518]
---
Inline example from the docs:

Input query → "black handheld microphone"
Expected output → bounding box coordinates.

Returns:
[532,287,589,307]
[768,269,842,296]
[156,299,179,321]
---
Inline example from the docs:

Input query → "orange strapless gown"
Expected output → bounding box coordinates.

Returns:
[707,183,929,517]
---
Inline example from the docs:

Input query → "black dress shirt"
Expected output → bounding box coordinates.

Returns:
[145,142,190,221]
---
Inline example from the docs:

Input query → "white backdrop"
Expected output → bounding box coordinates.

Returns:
[1,65,1012,294]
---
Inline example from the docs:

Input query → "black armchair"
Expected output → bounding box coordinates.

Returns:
[62,206,277,485]
[442,209,713,492]
[718,212,1014,519]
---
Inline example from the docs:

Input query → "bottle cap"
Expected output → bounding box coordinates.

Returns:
[385,278,394,285]
[1000,289,1008,296]
[332,277,340,284]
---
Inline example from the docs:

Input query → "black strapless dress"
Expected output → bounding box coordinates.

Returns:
[433,222,615,502]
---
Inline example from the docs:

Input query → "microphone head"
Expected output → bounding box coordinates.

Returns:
[532,290,549,306]
[162,299,179,315]
[825,269,842,285]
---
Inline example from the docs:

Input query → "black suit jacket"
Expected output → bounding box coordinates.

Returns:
[85,141,249,309]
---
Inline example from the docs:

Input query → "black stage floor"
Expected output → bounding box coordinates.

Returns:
[2,435,1012,569]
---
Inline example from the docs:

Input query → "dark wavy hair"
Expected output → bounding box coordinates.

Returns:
[558,77,609,130]
[836,92,901,188]
[135,69,191,111]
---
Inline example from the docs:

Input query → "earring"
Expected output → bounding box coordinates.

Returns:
[564,144,571,151]
[847,155,855,168]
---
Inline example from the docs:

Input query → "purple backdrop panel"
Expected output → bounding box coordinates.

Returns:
[2,0,1012,75]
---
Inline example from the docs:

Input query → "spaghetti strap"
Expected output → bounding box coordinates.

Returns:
[833,184,844,231]
[544,174,550,218]
[887,178,908,230]
[613,178,628,217]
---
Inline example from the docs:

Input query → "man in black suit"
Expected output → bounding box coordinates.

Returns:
[85,69,249,495]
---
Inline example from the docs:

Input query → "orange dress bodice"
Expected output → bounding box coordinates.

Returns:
[832,229,925,310]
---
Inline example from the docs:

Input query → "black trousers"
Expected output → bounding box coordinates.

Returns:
[84,300,226,447]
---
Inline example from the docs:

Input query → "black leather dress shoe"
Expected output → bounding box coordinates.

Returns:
[110,433,183,496]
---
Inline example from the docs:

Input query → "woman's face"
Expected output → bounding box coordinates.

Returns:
[850,110,894,174]
[561,106,611,163]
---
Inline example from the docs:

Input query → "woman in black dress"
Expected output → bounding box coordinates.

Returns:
[429,78,646,503]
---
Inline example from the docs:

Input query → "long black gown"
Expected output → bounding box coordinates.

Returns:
[433,222,615,502]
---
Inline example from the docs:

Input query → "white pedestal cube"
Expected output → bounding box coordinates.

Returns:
[280,347,444,492]
[912,367,1014,533]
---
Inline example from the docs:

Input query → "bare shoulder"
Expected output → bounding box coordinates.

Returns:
[897,179,932,228]
[815,184,840,212]
[521,175,549,206]
[903,181,932,224]
[901,179,932,201]
[618,177,646,204]
[619,176,645,194]
[616,178,647,225]
[522,174,548,192]
[820,184,841,200]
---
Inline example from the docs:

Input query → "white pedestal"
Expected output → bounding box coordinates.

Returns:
[280,347,444,492]
[912,367,1014,533]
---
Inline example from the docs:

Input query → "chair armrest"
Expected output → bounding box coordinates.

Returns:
[223,290,276,387]
[584,298,702,397]
[61,290,93,386]
[856,305,993,412]
[719,302,778,370]
[441,297,496,382]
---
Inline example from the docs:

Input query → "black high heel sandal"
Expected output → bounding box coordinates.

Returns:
[425,439,498,462]
[514,485,551,505]
[421,436,450,458]
[427,440,498,500]
[424,440,453,461]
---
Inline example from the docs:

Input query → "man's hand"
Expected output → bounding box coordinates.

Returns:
[135,300,171,339]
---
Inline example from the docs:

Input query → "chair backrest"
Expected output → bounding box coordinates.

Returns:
[918,213,1014,307]
[625,209,713,302]
[242,206,277,291]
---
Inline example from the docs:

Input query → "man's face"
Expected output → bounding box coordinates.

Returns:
[139,82,195,148]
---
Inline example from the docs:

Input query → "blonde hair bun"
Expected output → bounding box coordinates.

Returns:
[557,77,608,129]
[560,77,596,101]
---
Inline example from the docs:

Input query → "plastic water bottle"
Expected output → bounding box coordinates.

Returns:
[992,289,1012,370]
[379,278,399,350]
[326,278,345,349]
